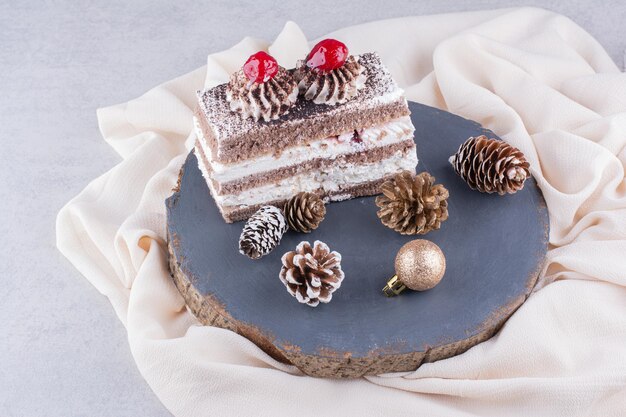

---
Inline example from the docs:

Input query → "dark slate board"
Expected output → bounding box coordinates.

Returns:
[167,101,549,377]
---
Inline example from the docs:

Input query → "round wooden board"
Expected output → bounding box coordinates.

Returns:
[166,102,549,378]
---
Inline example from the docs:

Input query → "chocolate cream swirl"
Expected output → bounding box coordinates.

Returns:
[295,55,367,105]
[226,67,299,122]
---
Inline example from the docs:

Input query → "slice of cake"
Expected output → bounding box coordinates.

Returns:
[193,39,417,223]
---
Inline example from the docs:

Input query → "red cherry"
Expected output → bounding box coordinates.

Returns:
[243,51,278,83]
[306,39,348,73]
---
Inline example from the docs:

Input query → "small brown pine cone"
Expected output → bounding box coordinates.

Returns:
[449,135,530,195]
[376,171,449,235]
[283,192,326,233]
[279,240,344,307]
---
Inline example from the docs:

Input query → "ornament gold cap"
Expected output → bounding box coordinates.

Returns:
[383,275,406,297]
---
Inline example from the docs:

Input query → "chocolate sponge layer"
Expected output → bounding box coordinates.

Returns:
[196,53,410,163]
[196,139,416,195]
[216,177,392,224]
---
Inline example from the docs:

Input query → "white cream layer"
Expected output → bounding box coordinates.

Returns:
[193,116,415,184]
[196,147,418,207]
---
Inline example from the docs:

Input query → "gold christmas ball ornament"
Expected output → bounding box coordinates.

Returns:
[383,239,446,296]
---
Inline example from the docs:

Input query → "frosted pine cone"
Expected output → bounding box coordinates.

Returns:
[283,192,326,233]
[239,206,288,259]
[279,241,344,307]
[376,171,449,235]
[449,136,530,195]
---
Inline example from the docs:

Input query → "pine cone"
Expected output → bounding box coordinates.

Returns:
[283,192,326,233]
[449,136,530,195]
[279,240,344,307]
[376,171,449,235]
[239,206,288,259]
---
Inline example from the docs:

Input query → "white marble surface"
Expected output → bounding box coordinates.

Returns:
[1,1,623,416]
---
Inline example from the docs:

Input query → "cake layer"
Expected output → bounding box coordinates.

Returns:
[195,145,417,222]
[194,115,415,191]
[216,178,391,223]
[196,53,409,164]
[196,138,416,195]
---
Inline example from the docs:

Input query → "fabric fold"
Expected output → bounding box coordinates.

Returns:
[57,7,626,416]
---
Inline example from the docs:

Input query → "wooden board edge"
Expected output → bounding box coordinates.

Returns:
[166,227,541,378]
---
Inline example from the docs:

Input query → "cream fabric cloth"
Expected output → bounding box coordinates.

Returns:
[57,7,626,416]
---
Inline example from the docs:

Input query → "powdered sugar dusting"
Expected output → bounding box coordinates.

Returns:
[197,53,403,145]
